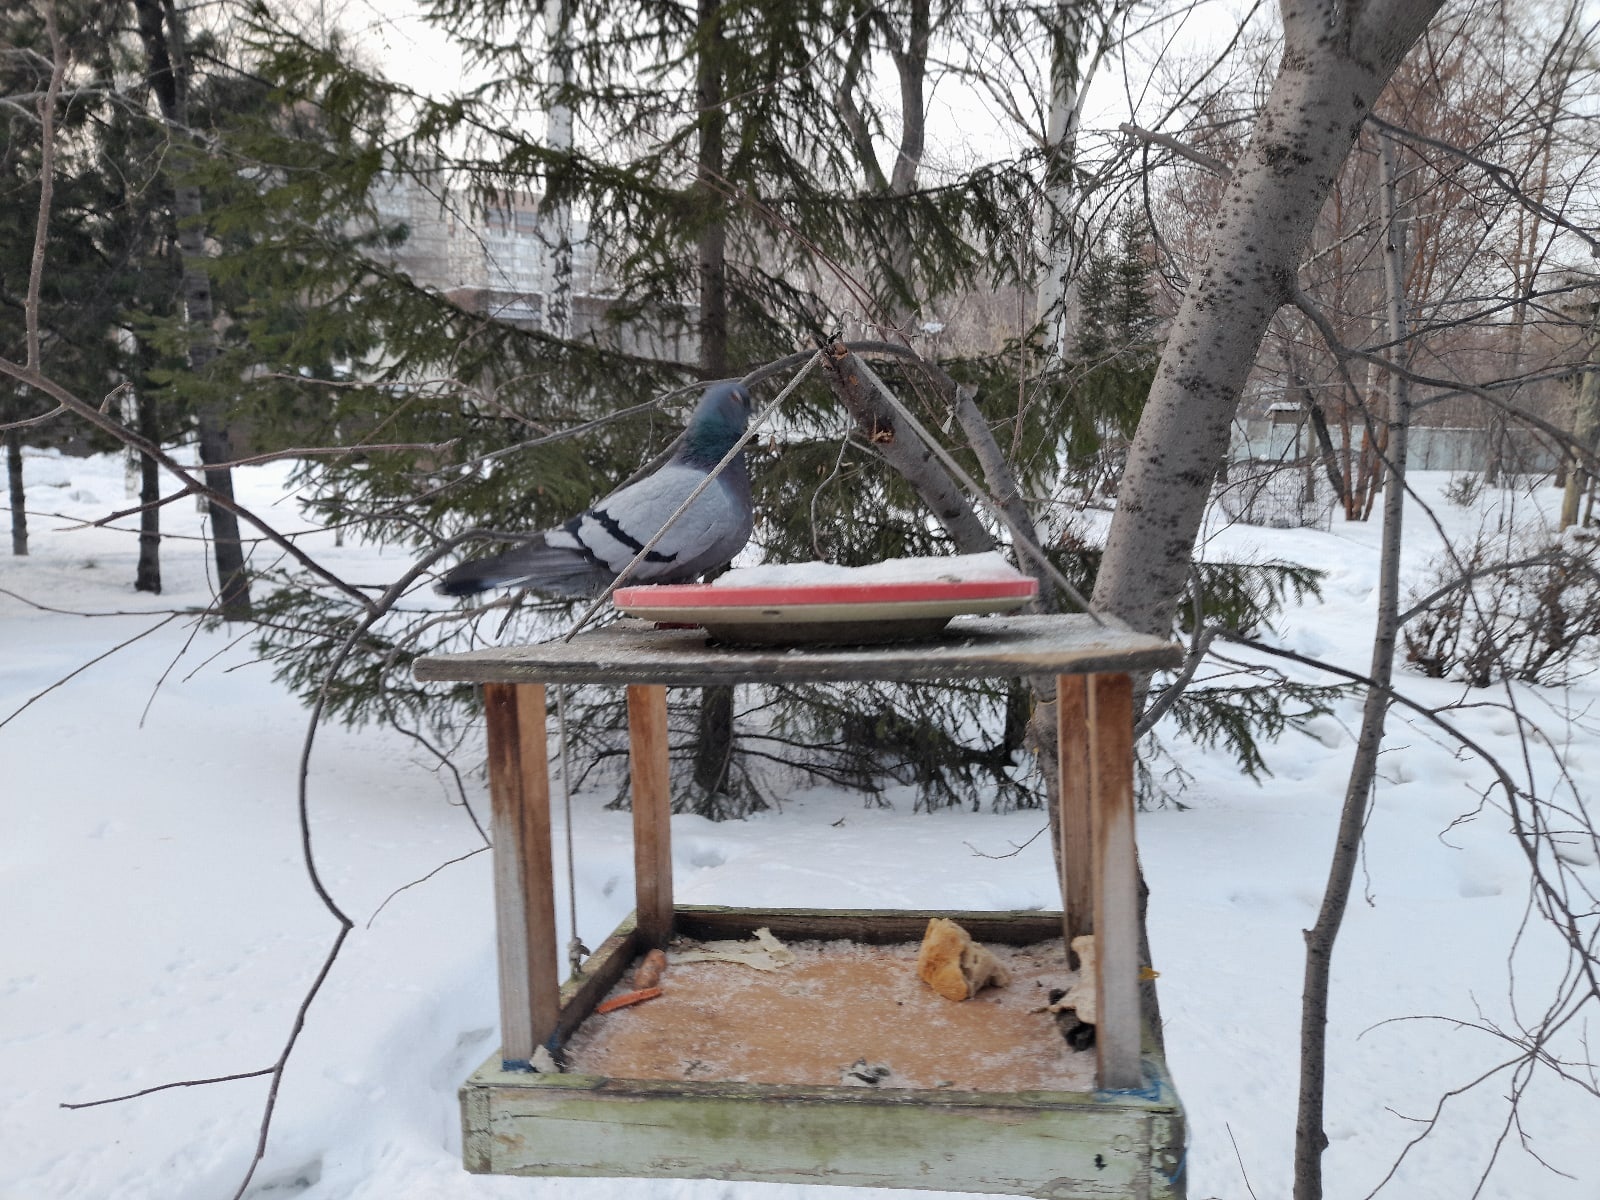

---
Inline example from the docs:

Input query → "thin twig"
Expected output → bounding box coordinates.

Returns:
[0,614,182,731]
[365,846,491,930]
[61,1066,275,1110]
[964,823,1048,860]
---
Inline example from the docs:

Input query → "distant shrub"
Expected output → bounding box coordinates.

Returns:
[1403,532,1600,687]
[1443,473,1485,508]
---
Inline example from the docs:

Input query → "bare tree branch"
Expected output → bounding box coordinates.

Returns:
[1118,121,1232,177]
[1367,113,1600,258]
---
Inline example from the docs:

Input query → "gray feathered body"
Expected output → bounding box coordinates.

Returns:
[437,382,754,598]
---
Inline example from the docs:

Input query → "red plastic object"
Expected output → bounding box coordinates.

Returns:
[614,578,1037,609]
[612,576,1038,646]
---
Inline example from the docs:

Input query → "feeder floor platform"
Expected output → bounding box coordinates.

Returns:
[566,937,1096,1093]
[461,907,1185,1199]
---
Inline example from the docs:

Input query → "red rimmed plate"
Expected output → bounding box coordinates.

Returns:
[613,577,1038,646]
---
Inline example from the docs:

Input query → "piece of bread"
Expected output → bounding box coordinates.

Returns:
[916,917,1012,1001]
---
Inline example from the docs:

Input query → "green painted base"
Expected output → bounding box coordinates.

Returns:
[461,907,1186,1199]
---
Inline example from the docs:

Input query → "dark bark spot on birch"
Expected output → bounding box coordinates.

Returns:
[1264,143,1313,174]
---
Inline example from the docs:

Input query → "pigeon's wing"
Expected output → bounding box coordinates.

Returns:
[434,532,613,597]
[435,458,753,598]
[561,461,753,584]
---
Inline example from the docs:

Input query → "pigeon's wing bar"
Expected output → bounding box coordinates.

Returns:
[570,462,751,583]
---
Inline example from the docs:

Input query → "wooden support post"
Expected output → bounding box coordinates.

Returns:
[1056,674,1094,953]
[1087,672,1142,1090]
[627,684,674,948]
[484,682,560,1068]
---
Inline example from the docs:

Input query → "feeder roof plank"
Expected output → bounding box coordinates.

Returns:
[414,614,1180,688]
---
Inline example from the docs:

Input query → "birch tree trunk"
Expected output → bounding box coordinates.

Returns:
[1089,0,1442,636]
[1035,2,1092,357]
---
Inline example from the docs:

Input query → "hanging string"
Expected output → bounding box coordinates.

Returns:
[555,685,587,976]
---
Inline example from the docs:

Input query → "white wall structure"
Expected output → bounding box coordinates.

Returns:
[368,175,600,328]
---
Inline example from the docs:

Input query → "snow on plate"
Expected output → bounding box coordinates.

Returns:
[713,551,1029,587]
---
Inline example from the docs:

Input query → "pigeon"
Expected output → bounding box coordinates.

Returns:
[436,381,755,598]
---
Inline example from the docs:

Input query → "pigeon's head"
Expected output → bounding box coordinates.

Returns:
[681,381,753,465]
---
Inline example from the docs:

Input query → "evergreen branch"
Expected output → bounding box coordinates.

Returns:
[0,366,375,612]
[195,440,462,471]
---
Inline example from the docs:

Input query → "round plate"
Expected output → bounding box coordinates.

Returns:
[612,578,1038,646]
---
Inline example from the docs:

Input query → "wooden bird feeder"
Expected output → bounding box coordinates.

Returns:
[414,613,1187,1199]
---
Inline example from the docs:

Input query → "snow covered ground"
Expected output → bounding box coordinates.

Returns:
[3,451,1596,1200]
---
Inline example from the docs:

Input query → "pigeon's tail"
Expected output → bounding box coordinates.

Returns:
[435,534,610,598]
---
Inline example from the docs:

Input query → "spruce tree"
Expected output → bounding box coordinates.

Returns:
[1,0,177,569]
[232,0,1050,815]
[221,3,1336,815]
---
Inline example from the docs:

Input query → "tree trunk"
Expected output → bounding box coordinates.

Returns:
[133,0,251,619]
[1090,0,1443,637]
[1559,327,1600,529]
[690,681,735,804]
[690,0,734,810]
[835,0,929,331]
[1035,1,1093,356]
[6,421,25,557]
[135,389,162,593]
[881,0,929,325]
[1294,127,1412,1200]
[823,350,995,552]
[695,0,728,377]
[1305,402,1350,509]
